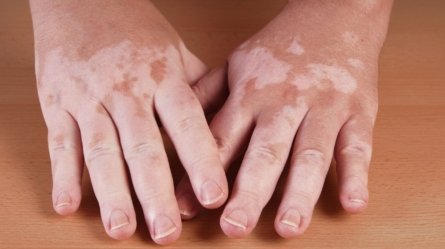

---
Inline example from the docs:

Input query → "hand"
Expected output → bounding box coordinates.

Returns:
[30,0,228,244]
[175,0,393,238]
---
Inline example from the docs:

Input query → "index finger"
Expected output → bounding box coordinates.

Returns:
[155,83,228,209]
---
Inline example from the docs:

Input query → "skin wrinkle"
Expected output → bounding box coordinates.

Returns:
[88,132,105,149]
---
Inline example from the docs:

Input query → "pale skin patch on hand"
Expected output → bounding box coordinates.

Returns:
[292,63,357,94]
[229,46,292,91]
[286,39,305,56]
[347,58,365,70]
[37,40,182,118]
[342,31,360,46]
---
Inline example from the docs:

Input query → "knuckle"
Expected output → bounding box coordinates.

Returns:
[49,141,76,154]
[247,145,283,166]
[295,148,326,166]
[124,142,163,164]
[187,154,216,171]
[85,143,120,164]
[47,133,78,160]
[138,191,164,207]
[338,143,372,159]
[175,115,203,133]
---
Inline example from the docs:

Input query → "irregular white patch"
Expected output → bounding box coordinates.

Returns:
[286,39,305,56]
[359,0,379,12]
[40,40,181,96]
[292,64,357,94]
[342,31,359,45]
[229,46,292,90]
[347,58,365,70]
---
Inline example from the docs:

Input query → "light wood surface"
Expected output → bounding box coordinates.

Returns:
[1,0,444,248]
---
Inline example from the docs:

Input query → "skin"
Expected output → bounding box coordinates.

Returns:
[176,0,394,238]
[29,0,229,245]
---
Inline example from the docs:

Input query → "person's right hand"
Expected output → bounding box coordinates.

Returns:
[30,0,228,244]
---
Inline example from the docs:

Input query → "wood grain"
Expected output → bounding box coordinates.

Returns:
[0,0,444,248]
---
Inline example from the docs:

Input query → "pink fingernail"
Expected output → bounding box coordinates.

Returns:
[200,180,224,206]
[56,191,72,208]
[223,209,248,230]
[110,209,130,231]
[350,198,366,204]
[153,215,177,240]
[280,209,301,229]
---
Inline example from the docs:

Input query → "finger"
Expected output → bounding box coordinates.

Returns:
[335,115,375,213]
[155,83,228,209]
[106,94,181,244]
[179,41,208,84]
[74,101,136,240]
[175,98,254,219]
[221,107,305,238]
[46,110,83,216]
[275,110,344,238]
[175,175,201,220]
[191,65,229,113]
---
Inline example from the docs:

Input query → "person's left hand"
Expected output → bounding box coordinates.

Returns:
[176,0,392,238]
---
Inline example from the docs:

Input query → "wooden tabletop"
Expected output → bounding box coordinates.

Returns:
[1,0,444,248]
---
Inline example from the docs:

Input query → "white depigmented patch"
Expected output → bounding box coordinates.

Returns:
[342,31,360,45]
[229,46,292,90]
[286,39,305,56]
[360,0,379,12]
[347,58,365,70]
[292,63,357,94]
[40,40,181,96]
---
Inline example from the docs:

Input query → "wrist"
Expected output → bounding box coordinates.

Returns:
[30,0,177,54]
[283,0,393,48]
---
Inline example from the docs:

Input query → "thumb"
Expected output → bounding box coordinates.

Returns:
[191,64,229,114]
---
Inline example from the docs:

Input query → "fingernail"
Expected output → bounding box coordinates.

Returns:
[177,193,198,219]
[200,180,224,206]
[223,209,248,230]
[153,215,177,240]
[350,198,366,205]
[178,195,192,218]
[109,209,130,231]
[280,209,301,229]
[56,191,72,207]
